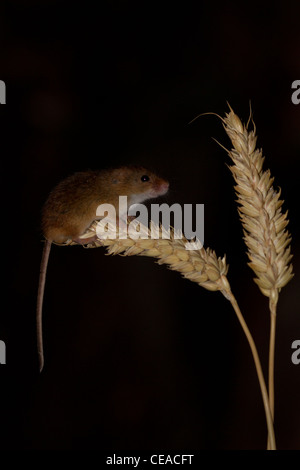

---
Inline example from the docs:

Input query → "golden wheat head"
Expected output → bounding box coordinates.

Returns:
[222,107,293,300]
[71,222,230,297]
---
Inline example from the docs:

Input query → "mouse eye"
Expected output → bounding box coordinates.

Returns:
[141,175,150,182]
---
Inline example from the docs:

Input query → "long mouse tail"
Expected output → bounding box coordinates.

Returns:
[36,239,51,372]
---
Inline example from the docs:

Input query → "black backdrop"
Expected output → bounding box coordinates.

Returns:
[1,1,299,450]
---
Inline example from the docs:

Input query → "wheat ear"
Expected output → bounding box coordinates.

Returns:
[70,221,275,449]
[74,222,230,294]
[222,106,293,448]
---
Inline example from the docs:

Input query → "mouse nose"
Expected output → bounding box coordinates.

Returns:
[159,181,169,195]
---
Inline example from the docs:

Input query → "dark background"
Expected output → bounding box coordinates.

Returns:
[1,0,299,450]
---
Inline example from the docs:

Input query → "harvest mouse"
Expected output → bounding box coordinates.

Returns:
[37,166,169,372]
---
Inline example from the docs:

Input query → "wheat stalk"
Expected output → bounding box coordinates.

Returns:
[221,106,294,449]
[69,220,275,449]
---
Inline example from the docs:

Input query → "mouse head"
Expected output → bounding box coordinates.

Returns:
[109,166,169,204]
